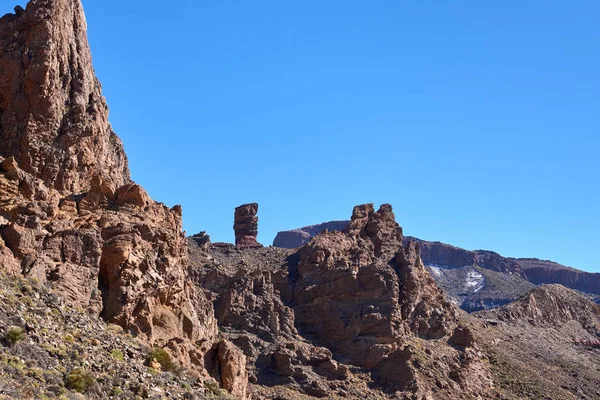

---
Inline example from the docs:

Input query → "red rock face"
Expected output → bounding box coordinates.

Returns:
[234,203,262,248]
[0,1,235,390]
[0,0,130,194]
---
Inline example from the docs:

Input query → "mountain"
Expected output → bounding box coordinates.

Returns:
[189,204,600,399]
[0,1,238,397]
[274,223,600,309]
[1,1,599,399]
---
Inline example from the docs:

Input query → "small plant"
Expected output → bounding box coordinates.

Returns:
[107,324,124,334]
[203,380,221,396]
[111,349,124,361]
[63,334,75,342]
[147,347,175,372]
[3,327,26,345]
[65,368,96,393]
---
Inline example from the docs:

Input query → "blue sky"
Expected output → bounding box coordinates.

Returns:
[19,1,600,271]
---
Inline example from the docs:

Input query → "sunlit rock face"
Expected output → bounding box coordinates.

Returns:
[0,2,238,392]
[0,0,130,194]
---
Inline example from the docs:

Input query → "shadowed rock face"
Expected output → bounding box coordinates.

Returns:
[0,0,130,194]
[190,205,497,398]
[291,204,458,382]
[234,203,262,248]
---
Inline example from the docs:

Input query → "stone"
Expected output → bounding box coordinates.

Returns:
[273,220,349,249]
[0,0,130,194]
[0,0,224,392]
[217,340,249,399]
[234,203,262,248]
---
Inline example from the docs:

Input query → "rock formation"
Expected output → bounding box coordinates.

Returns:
[0,0,129,194]
[275,222,600,308]
[0,2,247,396]
[234,203,262,248]
[292,205,458,376]
[273,220,349,248]
[190,204,497,397]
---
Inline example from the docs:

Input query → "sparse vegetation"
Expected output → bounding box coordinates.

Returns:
[147,347,175,372]
[111,349,124,361]
[65,368,96,393]
[3,326,26,345]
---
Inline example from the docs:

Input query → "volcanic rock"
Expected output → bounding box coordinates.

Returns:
[0,0,130,194]
[291,204,458,385]
[234,203,262,248]
[0,0,226,390]
[273,220,350,248]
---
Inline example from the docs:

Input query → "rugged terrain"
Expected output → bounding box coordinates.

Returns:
[189,205,600,399]
[0,1,599,399]
[274,223,600,308]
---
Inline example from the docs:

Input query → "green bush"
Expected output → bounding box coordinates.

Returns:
[65,368,96,393]
[147,347,175,372]
[204,380,221,396]
[111,349,124,361]
[3,326,26,345]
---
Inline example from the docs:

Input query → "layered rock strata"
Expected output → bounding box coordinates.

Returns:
[234,203,262,248]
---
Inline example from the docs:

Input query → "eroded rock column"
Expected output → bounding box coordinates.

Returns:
[234,203,262,248]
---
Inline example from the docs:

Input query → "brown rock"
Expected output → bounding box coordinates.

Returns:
[115,183,150,208]
[0,0,222,387]
[0,0,130,194]
[273,220,350,249]
[234,203,262,248]
[217,340,249,399]
[291,204,457,382]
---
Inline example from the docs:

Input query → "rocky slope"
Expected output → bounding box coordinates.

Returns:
[410,237,600,303]
[189,204,496,399]
[0,271,224,399]
[473,285,600,399]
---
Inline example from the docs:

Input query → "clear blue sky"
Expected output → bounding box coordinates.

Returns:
[23,1,600,270]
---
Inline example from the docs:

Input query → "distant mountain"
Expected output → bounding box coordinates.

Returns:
[273,223,600,309]
[273,220,350,248]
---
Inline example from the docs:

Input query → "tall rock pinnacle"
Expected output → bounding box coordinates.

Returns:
[234,203,262,248]
[0,0,130,194]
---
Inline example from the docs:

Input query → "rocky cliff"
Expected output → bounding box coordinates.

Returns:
[0,1,240,395]
[190,204,499,398]
[409,238,600,298]
[274,223,599,308]
[0,0,129,194]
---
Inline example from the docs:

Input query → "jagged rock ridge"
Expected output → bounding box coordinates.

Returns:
[274,223,600,308]
[191,204,496,398]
